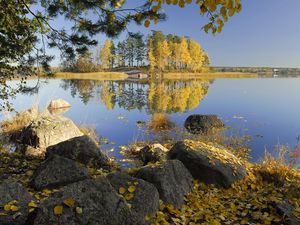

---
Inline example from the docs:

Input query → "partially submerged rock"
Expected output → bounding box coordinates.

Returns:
[0,181,33,225]
[136,160,193,208]
[184,114,224,134]
[107,172,159,223]
[138,144,168,165]
[47,99,71,110]
[32,177,136,225]
[168,140,247,188]
[16,114,83,157]
[46,135,110,169]
[30,155,89,190]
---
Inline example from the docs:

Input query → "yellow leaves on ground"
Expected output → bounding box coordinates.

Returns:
[53,205,63,215]
[128,185,136,193]
[150,165,300,224]
[118,181,138,202]
[75,207,83,214]
[28,201,38,208]
[63,198,75,208]
[53,198,77,216]
[28,200,38,213]
[125,194,134,201]
[119,187,126,194]
[3,200,19,212]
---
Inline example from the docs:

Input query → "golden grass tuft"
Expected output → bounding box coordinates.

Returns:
[1,107,38,134]
[256,146,300,187]
[148,113,175,131]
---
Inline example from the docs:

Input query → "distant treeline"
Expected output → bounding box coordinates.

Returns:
[61,30,210,73]
[213,67,300,75]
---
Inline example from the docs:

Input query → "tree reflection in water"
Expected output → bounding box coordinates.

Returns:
[60,79,212,113]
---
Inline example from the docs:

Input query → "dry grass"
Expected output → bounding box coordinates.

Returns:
[148,113,175,131]
[53,72,128,80]
[256,146,300,187]
[1,107,38,134]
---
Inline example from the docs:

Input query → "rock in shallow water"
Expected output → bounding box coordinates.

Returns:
[168,140,247,188]
[184,114,224,134]
[135,160,193,208]
[30,154,89,190]
[47,99,71,110]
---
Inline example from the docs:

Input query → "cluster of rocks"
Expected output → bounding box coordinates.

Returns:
[0,111,251,224]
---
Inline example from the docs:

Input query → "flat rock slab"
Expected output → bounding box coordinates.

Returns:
[32,177,137,225]
[184,114,224,134]
[30,155,89,190]
[168,140,247,188]
[135,160,193,208]
[46,135,110,169]
[17,114,83,157]
[0,181,33,225]
[107,172,159,223]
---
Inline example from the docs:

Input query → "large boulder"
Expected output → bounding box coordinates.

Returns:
[184,114,224,134]
[138,144,168,165]
[107,172,159,223]
[47,99,71,110]
[17,114,83,157]
[32,177,136,225]
[30,155,89,190]
[0,181,33,225]
[46,136,110,169]
[168,140,247,188]
[135,160,193,208]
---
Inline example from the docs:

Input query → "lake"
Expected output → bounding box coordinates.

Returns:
[2,76,300,166]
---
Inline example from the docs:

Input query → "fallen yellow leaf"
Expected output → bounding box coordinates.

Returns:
[119,187,126,194]
[53,205,63,215]
[128,185,136,193]
[63,198,75,208]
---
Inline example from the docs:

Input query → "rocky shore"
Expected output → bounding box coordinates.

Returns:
[0,106,299,225]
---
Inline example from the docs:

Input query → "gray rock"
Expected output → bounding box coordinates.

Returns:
[47,99,71,110]
[32,177,137,225]
[46,136,110,169]
[0,181,33,225]
[17,114,83,157]
[168,141,247,188]
[275,200,300,225]
[30,155,89,190]
[135,160,193,208]
[138,144,168,165]
[184,114,224,134]
[107,172,159,223]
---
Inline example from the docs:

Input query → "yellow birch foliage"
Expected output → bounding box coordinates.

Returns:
[100,39,113,69]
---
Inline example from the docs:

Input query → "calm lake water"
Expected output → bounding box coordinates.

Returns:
[3,76,300,166]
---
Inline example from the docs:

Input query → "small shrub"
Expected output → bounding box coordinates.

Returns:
[148,113,175,131]
[256,145,300,187]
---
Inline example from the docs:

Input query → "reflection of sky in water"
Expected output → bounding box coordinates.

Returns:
[2,78,300,165]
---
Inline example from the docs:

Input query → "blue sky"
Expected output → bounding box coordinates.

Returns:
[48,0,300,68]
